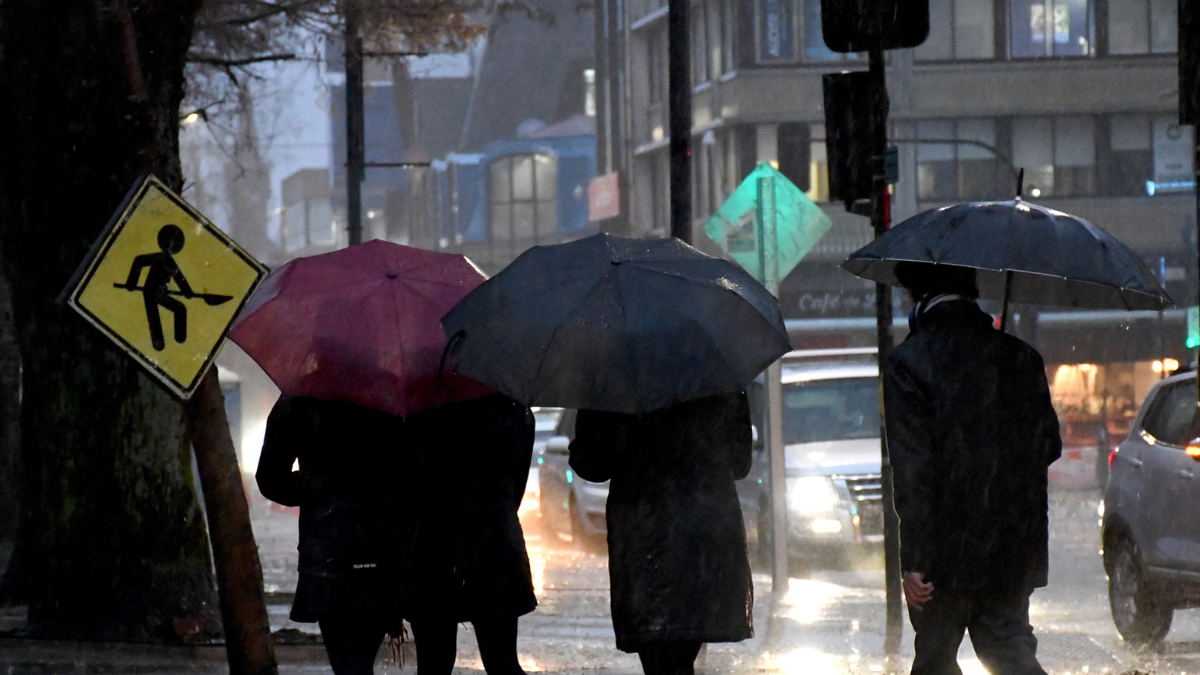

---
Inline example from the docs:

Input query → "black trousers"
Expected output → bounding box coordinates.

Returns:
[318,613,388,675]
[410,616,525,675]
[908,586,1047,675]
[635,641,703,675]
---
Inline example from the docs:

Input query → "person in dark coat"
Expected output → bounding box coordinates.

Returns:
[407,393,537,675]
[257,396,412,675]
[883,262,1062,675]
[568,391,754,675]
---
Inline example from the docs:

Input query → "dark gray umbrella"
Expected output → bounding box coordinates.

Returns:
[441,232,791,413]
[842,198,1172,313]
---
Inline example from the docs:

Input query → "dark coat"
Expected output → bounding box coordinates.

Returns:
[256,396,413,624]
[409,393,537,622]
[568,392,754,652]
[883,300,1062,593]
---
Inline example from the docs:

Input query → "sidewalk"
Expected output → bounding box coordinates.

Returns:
[0,491,1183,674]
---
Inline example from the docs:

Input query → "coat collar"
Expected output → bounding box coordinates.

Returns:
[908,296,991,334]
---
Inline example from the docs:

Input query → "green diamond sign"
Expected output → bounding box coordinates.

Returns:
[704,162,832,288]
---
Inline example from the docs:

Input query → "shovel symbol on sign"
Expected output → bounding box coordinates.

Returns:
[114,224,233,351]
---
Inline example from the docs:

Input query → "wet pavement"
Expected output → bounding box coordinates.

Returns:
[246,485,1200,674]
[4,487,1200,674]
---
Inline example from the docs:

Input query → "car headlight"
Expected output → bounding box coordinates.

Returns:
[786,476,842,514]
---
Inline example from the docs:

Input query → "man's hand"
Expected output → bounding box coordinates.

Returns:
[903,571,934,609]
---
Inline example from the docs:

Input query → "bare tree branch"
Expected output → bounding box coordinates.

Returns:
[187,52,297,66]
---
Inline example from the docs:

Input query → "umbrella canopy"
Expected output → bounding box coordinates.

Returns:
[441,232,792,414]
[842,199,1172,311]
[229,240,492,418]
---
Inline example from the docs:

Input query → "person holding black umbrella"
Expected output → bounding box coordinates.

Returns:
[406,393,537,675]
[883,262,1061,675]
[568,392,755,675]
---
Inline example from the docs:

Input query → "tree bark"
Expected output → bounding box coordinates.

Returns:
[0,0,221,640]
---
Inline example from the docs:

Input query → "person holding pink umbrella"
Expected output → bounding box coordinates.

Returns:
[232,241,499,675]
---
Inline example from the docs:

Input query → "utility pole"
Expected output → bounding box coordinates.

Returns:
[756,176,790,594]
[667,0,691,242]
[1182,0,1199,404]
[344,0,365,246]
[868,45,903,655]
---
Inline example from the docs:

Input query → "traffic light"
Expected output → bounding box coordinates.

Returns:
[777,123,811,192]
[820,0,930,53]
[823,72,879,213]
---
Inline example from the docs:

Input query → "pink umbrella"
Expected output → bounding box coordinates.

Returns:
[229,240,493,418]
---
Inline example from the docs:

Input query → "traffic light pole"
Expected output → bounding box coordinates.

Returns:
[667,0,691,243]
[868,45,903,655]
[344,0,365,246]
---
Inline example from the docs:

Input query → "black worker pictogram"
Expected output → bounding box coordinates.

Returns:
[116,225,232,351]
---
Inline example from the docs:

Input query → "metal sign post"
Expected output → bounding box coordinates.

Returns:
[758,176,790,594]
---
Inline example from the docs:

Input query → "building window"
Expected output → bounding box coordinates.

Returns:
[801,0,859,61]
[807,126,830,203]
[1098,115,1194,196]
[489,154,557,248]
[707,0,724,77]
[1011,116,1096,198]
[1103,113,1152,195]
[721,0,737,73]
[1108,0,1176,55]
[916,0,995,60]
[692,2,709,84]
[757,0,797,62]
[646,25,667,143]
[283,199,335,252]
[916,119,1007,202]
[1010,0,1093,58]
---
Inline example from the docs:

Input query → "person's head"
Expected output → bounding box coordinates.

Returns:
[157,224,185,255]
[893,262,978,302]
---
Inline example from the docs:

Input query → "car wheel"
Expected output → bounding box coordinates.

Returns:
[1109,539,1172,647]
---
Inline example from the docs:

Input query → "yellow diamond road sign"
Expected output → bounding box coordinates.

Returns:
[65,175,267,399]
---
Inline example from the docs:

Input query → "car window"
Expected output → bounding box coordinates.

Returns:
[782,377,880,445]
[1141,381,1198,447]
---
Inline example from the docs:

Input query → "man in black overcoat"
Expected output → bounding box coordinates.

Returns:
[883,262,1062,675]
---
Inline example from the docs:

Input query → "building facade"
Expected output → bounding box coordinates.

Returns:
[594,0,1196,449]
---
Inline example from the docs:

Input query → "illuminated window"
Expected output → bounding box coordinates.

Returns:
[1010,0,1093,58]
[489,154,557,248]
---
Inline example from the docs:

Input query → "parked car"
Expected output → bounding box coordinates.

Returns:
[757,348,884,565]
[1101,370,1200,646]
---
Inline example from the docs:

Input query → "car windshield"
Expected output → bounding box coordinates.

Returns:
[783,377,880,445]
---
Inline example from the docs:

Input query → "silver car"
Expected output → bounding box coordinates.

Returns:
[773,349,884,561]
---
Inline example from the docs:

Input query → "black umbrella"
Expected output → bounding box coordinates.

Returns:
[441,232,791,413]
[842,198,1172,320]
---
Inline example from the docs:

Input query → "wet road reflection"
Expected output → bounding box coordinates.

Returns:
[252,489,1200,673]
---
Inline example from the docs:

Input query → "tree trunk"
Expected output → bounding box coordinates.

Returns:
[0,0,221,640]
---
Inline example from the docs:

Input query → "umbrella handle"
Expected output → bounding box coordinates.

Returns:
[437,330,466,379]
[999,270,1014,333]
